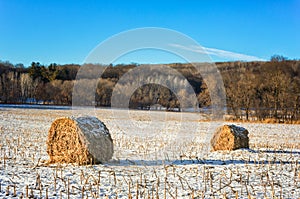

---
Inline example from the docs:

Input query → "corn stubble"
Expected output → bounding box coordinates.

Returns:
[0,109,299,198]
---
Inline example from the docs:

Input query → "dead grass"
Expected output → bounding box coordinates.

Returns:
[224,118,300,125]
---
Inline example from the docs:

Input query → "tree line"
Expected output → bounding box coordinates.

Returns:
[0,57,299,122]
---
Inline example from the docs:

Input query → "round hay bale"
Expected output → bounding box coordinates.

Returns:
[47,116,113,164]
[210,124,249,151]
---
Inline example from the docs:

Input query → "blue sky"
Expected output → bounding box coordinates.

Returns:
[0,0,299,66]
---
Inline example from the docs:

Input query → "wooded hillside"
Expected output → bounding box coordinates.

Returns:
[0,59,299,122]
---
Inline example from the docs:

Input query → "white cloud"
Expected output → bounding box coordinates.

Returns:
[169,44,265,61]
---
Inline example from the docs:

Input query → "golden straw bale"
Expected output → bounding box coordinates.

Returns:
[47,116,113,165]
[211,124,249,151]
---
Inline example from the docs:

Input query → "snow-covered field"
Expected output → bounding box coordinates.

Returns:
[0,108,299,198]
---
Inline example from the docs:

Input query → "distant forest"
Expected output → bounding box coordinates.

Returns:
[0,55,299,122]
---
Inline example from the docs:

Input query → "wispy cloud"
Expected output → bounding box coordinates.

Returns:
[169,44,265,61]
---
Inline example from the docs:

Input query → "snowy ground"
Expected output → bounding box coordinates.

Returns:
[0,108,299,198]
